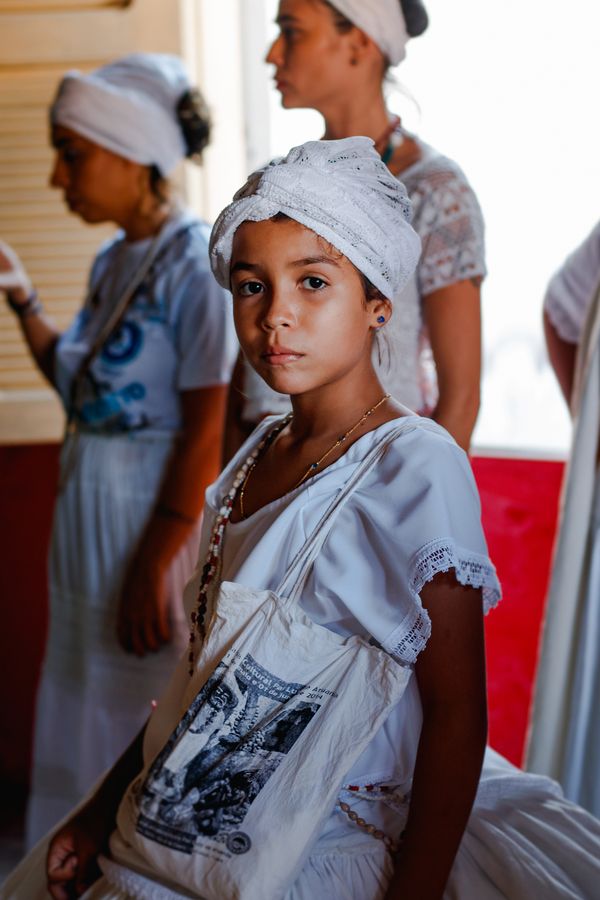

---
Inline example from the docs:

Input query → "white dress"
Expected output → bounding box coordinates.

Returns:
[527,220,600,815]
[24,211,237,846]
[6,417,598,900]
[240,137,486,422]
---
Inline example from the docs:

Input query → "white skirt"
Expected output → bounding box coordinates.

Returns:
[5,749,599,900]
[25,432,200,847]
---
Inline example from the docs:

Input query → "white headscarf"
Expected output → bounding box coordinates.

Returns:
[210,137,421,302]
[50,53,191,176]
[328,0,409,65]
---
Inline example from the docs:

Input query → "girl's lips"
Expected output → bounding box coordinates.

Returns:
[262,347,304,366]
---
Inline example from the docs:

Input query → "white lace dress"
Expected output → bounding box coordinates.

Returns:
[240,138,486,422]
[7,417,599,900]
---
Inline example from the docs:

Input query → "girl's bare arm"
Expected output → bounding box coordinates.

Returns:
[385,570,487,900]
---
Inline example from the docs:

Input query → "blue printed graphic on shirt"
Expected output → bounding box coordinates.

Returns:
[53,213,237,434]
[101,321,144,366]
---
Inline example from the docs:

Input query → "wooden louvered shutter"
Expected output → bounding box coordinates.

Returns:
[0,67,113,442]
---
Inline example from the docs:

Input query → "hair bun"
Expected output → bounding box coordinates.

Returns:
[400,0,429,37]
[176,88,211,161]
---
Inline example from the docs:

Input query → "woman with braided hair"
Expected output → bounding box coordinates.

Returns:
[224,0,484,459]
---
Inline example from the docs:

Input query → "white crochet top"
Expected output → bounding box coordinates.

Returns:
[241,138,486,420]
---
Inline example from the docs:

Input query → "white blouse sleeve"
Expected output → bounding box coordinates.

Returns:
[308,425,500,667]
[543,221,600,344]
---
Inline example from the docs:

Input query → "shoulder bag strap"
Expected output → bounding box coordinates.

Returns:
[276,418,438,604]
[66,218,194,425]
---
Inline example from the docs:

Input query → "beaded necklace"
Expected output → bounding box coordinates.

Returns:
[239,393,390,520]
[188,412,292,676]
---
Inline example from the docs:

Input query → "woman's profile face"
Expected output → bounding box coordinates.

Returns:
[49,125,145,226]
[266,0,356,112]
[230,217,387,398]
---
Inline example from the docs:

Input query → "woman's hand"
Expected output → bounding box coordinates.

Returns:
[46,807,107,899]
[0,240,32,304]
[117,551,171,656]
[116,387,227,656]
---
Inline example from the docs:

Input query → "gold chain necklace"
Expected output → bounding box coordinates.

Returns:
[239,394,390,520]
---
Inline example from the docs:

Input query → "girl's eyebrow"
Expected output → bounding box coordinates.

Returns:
[290,256,340,268]
[231,260,259,274]
[230,255,340,274]
[276,14,298,25]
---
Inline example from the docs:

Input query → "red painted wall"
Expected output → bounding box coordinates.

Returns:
[0,445,564,808]
[0,444,59,809]
[472,456,564,764]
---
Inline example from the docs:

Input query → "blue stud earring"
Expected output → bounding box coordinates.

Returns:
[377,316,385,324]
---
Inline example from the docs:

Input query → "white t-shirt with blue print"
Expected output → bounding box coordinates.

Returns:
[55,210,237,435]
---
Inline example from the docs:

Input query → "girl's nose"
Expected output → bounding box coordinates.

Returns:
[261,290,295,331]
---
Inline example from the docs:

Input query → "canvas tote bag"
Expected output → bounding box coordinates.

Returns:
[115,421,421,899]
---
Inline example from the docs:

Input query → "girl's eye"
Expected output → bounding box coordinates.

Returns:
[302,276,327,291]
[62,149,80,164]
[237,281,264,297]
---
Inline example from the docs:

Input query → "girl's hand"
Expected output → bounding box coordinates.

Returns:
[0,240,32,304]
[46,809,106,899]
[117,553,171,656]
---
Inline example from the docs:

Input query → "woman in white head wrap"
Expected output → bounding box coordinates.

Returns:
[224,0,485,459]
[0,53,236,844]
[5,137,600,900]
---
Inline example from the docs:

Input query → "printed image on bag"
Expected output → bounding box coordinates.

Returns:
[135,652,322,857]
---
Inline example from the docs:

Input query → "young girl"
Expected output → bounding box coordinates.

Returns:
[4,138,599,900]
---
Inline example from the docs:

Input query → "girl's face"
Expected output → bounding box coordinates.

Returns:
[230,217,389,398]
[266,0,356,111]
[49,125,146,226]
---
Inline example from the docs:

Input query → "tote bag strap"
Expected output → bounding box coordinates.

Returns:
[66,217,194,426]
[276,417,436,604]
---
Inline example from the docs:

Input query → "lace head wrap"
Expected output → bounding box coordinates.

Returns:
[50,53,193,175]
[328,0,410,65]
[210,137,421,302]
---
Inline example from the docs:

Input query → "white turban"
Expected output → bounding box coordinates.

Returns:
[328,0,409,65]
[50,53,191,175]
[210,137,421,302]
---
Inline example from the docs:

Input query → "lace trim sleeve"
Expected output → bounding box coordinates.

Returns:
[381,537,501,666]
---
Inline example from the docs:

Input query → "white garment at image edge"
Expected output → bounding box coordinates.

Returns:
[5,418,600,899]
[543,220,600,345]
[528,219,600,816]
[24,211,237,848]
[241,136,486,423]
